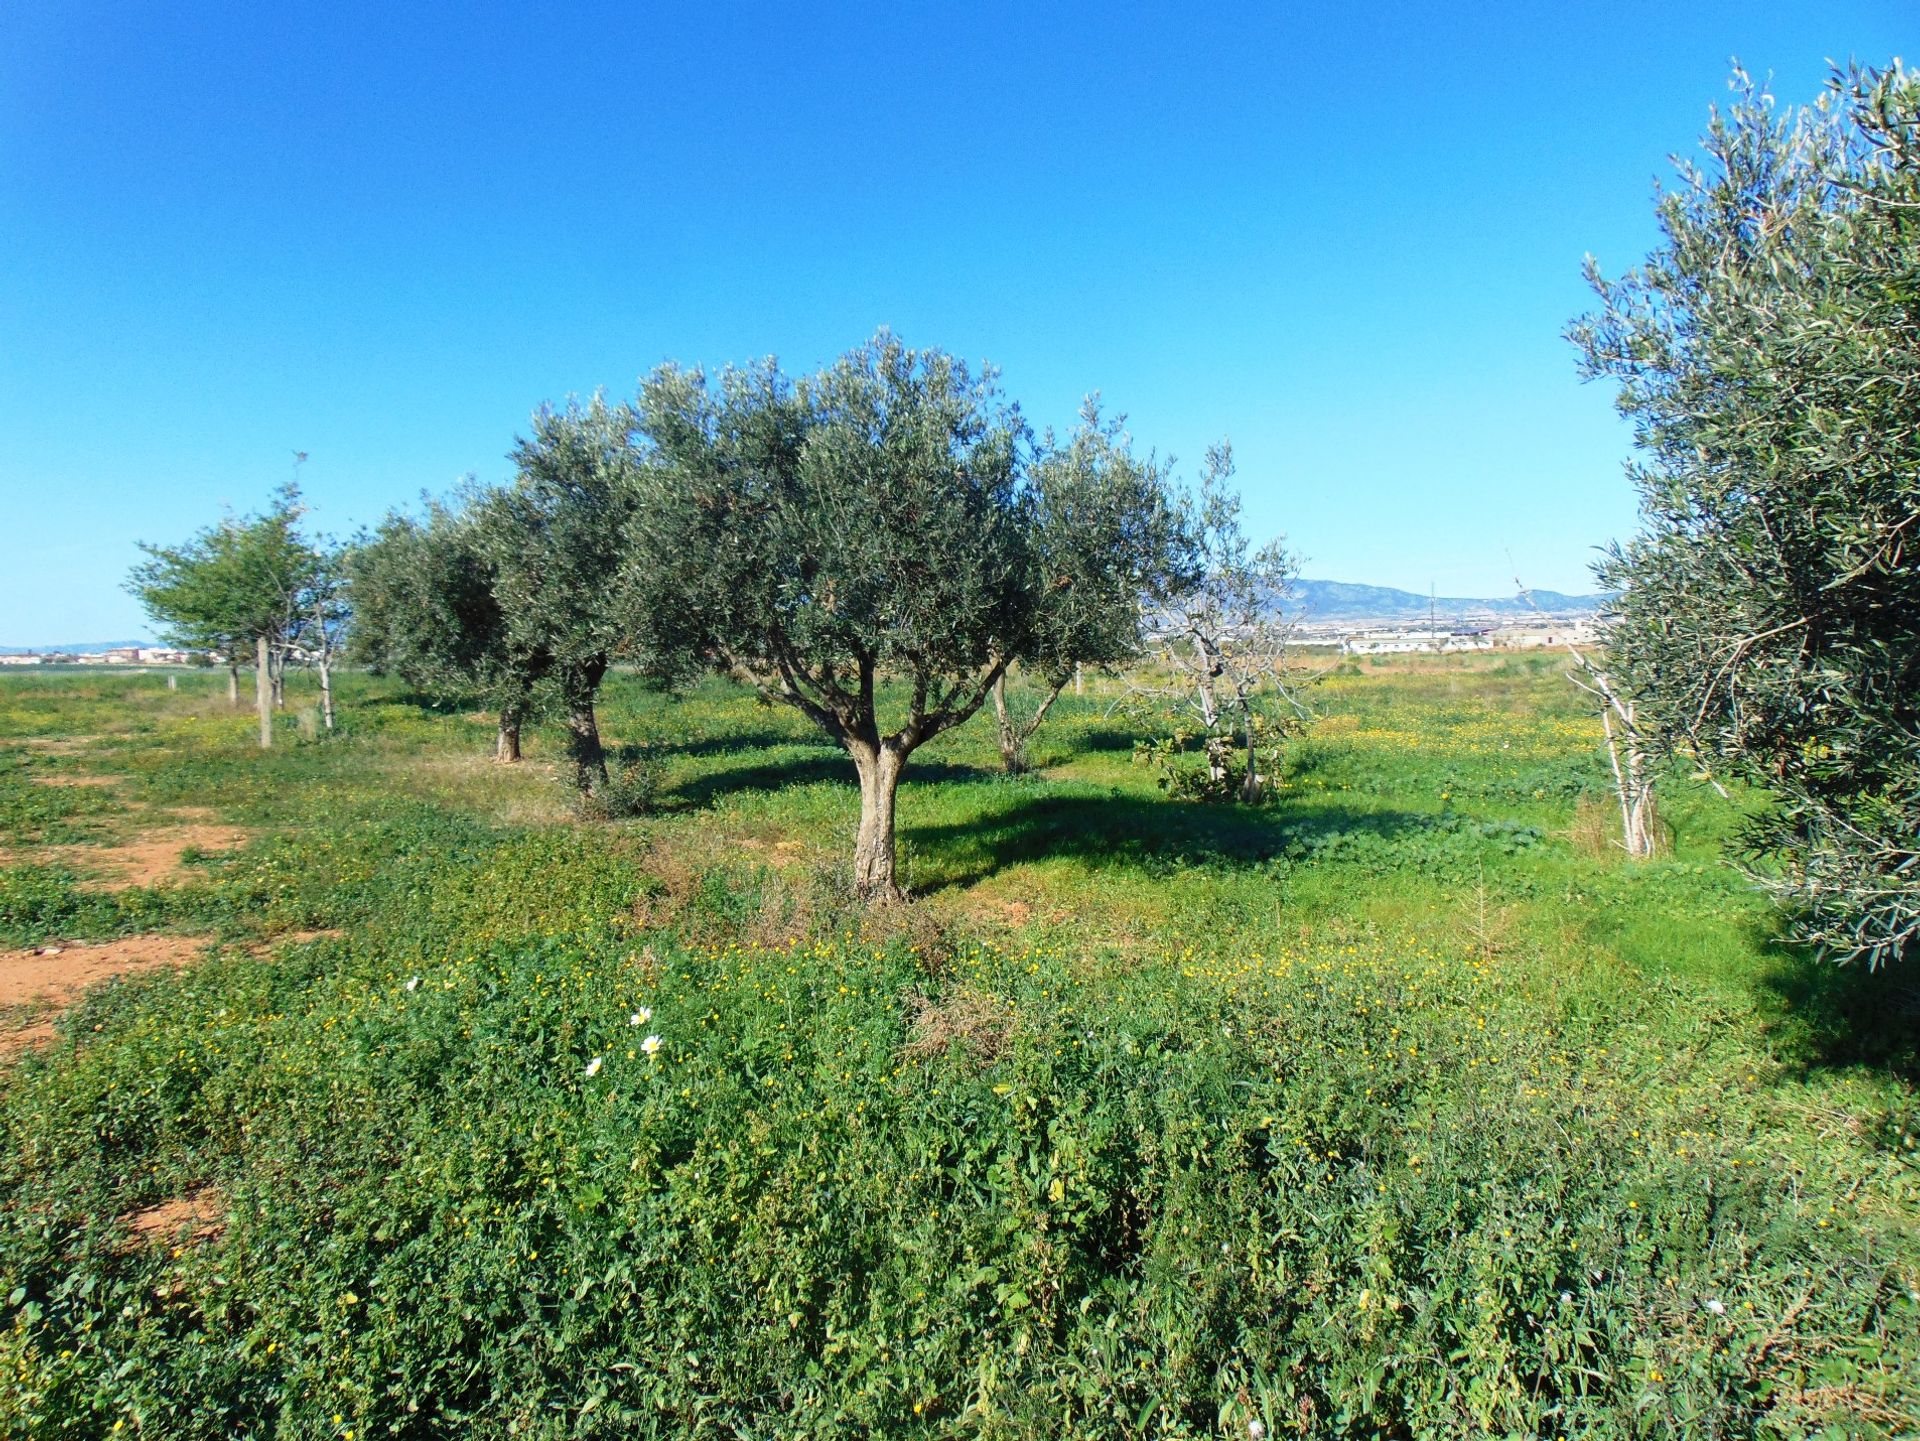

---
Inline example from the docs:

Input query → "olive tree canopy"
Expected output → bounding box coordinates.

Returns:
[482,394,645,791]
[1573,62,1920,966]
[630,333,1179,900]
[347,497,542,761]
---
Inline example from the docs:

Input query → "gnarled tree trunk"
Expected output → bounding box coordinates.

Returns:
[991,673,1021,772]
[561,661,609,794]
[849,739,906,902]
[1239,700,1262,803]
[316,653,334,731]
[314,599,335,731]
[495,708,523,763]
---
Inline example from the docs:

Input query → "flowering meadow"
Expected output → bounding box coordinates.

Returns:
[1,660,1916,1436]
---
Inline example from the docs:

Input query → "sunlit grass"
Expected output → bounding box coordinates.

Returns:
[0,659,1914,1436]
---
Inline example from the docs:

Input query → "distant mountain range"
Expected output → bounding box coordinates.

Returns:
[1287,580,1607,624]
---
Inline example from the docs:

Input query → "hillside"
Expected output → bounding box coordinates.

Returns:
[1289,578,1606,623]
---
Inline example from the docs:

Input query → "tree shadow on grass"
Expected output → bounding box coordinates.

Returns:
[358,691,468,715]
[1058,724,1147,755]
[659,747,1004,814]
[904,790,1431,892]
[640,729,822,760]
[1756,937,1920,1085]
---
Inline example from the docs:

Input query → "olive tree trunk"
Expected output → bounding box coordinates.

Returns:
[848,739,906,901]
[495,709,523,763]
[316,652,334,732]
[254,634,273,749]
[227,659,240,708]
[314,598,335,731]
[561,662,609,794]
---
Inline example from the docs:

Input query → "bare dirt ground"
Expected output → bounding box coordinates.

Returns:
[123,1184,226,1250]
[16,735,116,753]
[0,825,252,890]
[0,934,209,1058]
[70,825,251,889]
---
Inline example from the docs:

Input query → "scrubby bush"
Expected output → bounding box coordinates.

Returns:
[576,754,665,821]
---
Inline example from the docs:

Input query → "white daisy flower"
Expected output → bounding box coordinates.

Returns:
[641,1034,663,1057]
[630,1007,652,1026]
[404,976,421,992]
[584,1056,603,1078]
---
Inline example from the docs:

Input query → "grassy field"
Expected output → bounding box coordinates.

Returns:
[1,659,1916,1438]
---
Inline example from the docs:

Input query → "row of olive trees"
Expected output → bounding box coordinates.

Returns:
[127,481,349,748]
[347,334,1299,901]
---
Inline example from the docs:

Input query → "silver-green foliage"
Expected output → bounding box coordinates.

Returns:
[1573,62,1920,966]
[630,333,1180,898]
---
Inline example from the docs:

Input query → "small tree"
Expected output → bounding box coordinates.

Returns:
[631,334,1180,900]
[347,497,540,761]
[482,395,644,793]
[1134,445,1310,803]
[128,485,315,748]
[1514,571,1658,859]
[127,525,250,706]
[302,538,352,732]
[1572,62,1920,965]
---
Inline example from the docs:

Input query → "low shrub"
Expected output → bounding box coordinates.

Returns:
[578,755,665,821]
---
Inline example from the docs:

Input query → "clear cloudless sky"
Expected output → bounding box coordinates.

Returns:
[1,1,1911,641]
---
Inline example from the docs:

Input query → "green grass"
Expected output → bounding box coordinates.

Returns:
[0,660,1915,1437]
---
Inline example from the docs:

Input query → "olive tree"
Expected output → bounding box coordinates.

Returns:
[128,484,318,748]
[1132,445,1309,803]
[630,334,1179,901]
[347,497,542,760]
[482,395,644,793]
[1572,62,1920,965]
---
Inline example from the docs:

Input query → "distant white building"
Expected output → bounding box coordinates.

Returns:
[1341,630,1494,655]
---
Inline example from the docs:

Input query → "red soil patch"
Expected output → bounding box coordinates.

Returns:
[123,1185,226,1250]
[60,825,251,890]
[0,935,207,1058]
[16,736,109,753]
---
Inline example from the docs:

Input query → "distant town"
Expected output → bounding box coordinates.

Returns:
[0,645,203,667]
[1297,612,1600,656]
[4,582,1606,666]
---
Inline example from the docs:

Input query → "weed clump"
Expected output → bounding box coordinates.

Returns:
[576,754,663,820]
[901,981,1016,1063]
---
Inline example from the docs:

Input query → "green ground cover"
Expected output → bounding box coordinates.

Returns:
[1,660,1915,1437]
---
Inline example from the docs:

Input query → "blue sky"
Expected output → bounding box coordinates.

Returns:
[1,1,1910,641]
